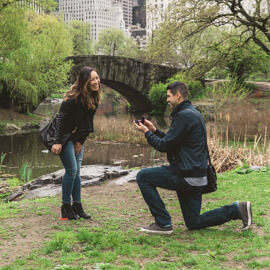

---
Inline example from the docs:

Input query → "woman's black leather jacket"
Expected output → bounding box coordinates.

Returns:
[54,97,97,145]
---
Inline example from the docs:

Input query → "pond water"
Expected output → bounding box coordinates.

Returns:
[0,99,169,180]
[0,130,167,180]
[33,100,62,116]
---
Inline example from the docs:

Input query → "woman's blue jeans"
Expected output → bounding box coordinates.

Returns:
[60,141,84,204]
[136,166,240,230]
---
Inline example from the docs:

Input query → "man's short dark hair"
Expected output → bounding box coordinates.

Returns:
[167,81,188,99]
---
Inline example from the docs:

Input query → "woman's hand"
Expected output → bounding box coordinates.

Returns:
[74,142,83,155]
[51,144,62,155]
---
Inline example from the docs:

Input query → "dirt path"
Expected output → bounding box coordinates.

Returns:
[1,180,172,266]
[1,177,267,268]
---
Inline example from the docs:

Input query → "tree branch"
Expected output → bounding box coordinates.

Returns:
[169,0,270,55]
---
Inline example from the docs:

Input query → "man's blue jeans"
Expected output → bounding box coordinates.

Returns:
[136,166,240,230]
[60,141,84,204]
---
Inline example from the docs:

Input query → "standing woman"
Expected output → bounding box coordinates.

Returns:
[51,66,101,220]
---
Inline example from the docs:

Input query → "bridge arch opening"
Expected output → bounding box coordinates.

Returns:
[101,79,152,113]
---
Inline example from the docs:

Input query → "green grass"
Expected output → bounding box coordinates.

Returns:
[5,178,23,188]
[50,93,65,99]
[0,168,269,269]
[49,87,69,99]
[0,177,23,199]
[0,117,42,131]
[248,97,270,107]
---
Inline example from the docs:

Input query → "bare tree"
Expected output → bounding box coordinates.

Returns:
[166,0,270,55]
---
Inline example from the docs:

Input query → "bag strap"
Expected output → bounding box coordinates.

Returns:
[186,108,212,165]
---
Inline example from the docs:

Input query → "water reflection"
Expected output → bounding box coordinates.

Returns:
[84,142,163,168]
[0,130,166,179]
[1,99,168,179]
[0,131,62,179]
[33,101,61,116]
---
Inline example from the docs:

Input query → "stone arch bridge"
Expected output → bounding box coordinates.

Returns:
[66,55,181,112]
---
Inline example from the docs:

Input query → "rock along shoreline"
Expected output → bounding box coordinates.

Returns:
[7,165,139,201]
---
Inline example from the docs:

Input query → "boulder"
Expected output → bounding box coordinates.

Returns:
[21,123,40,130]
[7,165,139,201]
[6,124,20,132]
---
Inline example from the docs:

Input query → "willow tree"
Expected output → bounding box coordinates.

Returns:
[0,5,72,112]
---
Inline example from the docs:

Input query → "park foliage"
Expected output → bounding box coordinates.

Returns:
[148,73,210,115]
[0,0,269,114]
[95,28,140,58]
[144,0,270,82]
[0,3,72,112]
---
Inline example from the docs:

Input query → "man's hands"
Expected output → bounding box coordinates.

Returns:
[134,119,156,134]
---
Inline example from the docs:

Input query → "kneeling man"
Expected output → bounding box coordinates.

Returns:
[134,81,252,234]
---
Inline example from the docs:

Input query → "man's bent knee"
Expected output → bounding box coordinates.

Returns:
[136,168,152,185]
[136,169,145,184]
[185,219,203,231]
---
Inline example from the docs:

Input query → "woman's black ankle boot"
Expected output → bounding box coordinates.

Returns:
[61,203,79,220]
[72,202,91,219]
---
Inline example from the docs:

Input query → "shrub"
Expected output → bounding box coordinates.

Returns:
[207,79,251,111]
[148,73,207,115]
[148,82,168,115]
[167,73,206,100]
[0,123,5,133]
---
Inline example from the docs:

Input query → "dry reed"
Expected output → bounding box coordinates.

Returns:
[91,115,269,173]
[91,115,147,144]
[208,137,270,173]
[207,120,269,172]
[213,102,270,140]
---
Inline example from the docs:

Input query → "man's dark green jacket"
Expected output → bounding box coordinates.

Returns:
[145,100,208,177]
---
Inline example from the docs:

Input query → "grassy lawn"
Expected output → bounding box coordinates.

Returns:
[0,168,269,270]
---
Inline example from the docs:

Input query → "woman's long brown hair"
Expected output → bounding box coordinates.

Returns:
[64,66,101,109]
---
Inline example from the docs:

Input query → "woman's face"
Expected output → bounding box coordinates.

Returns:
[89,71,100,91]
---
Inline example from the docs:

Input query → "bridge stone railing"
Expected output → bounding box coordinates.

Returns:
[66,55,181,112]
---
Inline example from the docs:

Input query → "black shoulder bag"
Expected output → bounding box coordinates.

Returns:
[187,109,217,194]
[40,114,73,152]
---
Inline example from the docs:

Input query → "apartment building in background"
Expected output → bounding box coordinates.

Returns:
[129,0,146,49]
[59,0,126,40]
[17,0,52,13]
[113,0,133,28]
[146,0,171,39]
